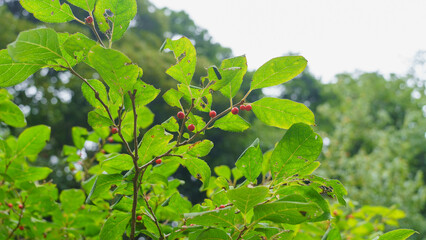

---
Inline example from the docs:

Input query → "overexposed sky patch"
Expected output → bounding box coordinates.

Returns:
[151,0,426,82]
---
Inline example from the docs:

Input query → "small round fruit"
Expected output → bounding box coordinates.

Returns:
[100,149,106,154]
[7,203,13,208]
[18,204,24,209]
[209,110,217,118]
[239,105,246,111]
[85,16,93,24]
[188,124,195,132]
[107,137,114,143]
[177,111,185,119]
[137,215,142,221]
[155,158,162,164]
[80,205,86,210]
[231,107,239,115]
[245,104,252,111]
[220,204,226,209]
[111,127,118,134]
[19,226,24,231]
[332,210,338,216]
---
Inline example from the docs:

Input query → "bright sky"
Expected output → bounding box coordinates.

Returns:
[151,0,426,82]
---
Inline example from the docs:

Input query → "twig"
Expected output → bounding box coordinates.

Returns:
[143,194,164,239]
[67,67,115,124]
[7,196,27,240]
[177,98,195,144]
[88,22,106,48]
[129,90,140,240]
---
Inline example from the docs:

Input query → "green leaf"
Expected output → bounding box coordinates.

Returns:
[72,127,88,149]
[88,109,113,129]
[250,56,307,90]
[7,28,63,64]
[94,0,137,41]
[123,80,160,109]
[214,112,250,132]
[196,229,231,240]
[81,79,108,109]
[277,185,330,222]
[378,229,417,240]
[63,32,97,63]
[138,125,173,165]
[67,0,96,12]
[308,176,348,206]
[101,154,133,174]
[163,37,196,85]
[87,174,123,201]
[17,125,50,157]
[20,0,75,23]
[325,228,342,240]
[3,163,52,182]
[162,117,179,133]
[226,186,268,214]
[0,49,42,87]
[253,201,323,224]
[187,140,214,158]
[178,84,212,112]
[0,101,26,127]
[217,56,248,98]
[88,45,142,96]
[271,123,322,180]
[214,165,231,181]
[163,88,183,108]
[186,208,241,228]
[235,138,263,182]
[252,97,315,129]
[99,211,131,240]
[60,189,85,212]
[180,156,211,189]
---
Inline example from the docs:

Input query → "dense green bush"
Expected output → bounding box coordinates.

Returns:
[0,0,418,239]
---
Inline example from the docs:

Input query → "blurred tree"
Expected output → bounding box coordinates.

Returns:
[315,72,426,238]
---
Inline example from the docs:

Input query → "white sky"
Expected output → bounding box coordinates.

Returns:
[151,0,426,82]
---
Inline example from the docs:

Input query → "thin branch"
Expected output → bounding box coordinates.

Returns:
[130,169,140,240]
[143,194,164,240]
[236,225,248,240]
[130,90,139,164]
[88,23,106,48]
[177,98,195,144]
[117,105,135,159]
[7,196,27,240]
[67,67,115,124]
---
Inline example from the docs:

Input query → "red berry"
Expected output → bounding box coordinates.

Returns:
[231,107,239,115]
[155,159,162,164]
[18,204,24,209]
[245,104,252,111]
[209,110,217,118]
[85,16,93,24]
[177,111,185,119]
[100,149,106,154]
[19,226,24,231]
[332,210,338,216]
[220,204,226,209]
[137,215,142,221]
[80,205,85,210]
[111,127,118,134]
[239,105,246,111]
[7,203,13,208]
[187,124,195,132]
[107,137,114,143]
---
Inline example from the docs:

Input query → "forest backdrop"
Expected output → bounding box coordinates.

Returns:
[0,0,425,238]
